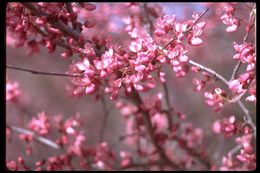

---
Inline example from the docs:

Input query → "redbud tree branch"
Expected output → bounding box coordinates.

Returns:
[7,125,61,150]
[115,160,165,170]
[21,2,102,56]
[6,65,83,78]
[230,3,255,82]
[10,3,255,168]
[137,6,212,168]
[99,95,110,142]
[129,90,182,170]
[150,6,256,137]
[22,3,80,42]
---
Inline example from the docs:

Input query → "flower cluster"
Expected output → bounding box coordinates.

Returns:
[215,116,255,170]
[28,111,50,136]
[6,2,256,171]
[233,42,255,71]
[204,90,224,112]
[220,4,240,33]
[212,116,240,137]
[6,157,29,171]
[231,42,256,104]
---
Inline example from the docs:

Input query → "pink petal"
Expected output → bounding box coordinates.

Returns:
[190,37,203,46]
[76,63,86,71]
[135,64,146,71]
[85,84,95,94]
[226,25,238,32]
[154,29,166,37]
[129,42,142,52]
[179,54,189,62]
[196,21,206,29]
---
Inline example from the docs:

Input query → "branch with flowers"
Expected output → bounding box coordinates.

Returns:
[6,2,256,171]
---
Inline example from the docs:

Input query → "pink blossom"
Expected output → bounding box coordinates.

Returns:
[6,79,22,101]
[28,111,50,135]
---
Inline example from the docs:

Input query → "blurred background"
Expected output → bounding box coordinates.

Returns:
[6,2,255,169]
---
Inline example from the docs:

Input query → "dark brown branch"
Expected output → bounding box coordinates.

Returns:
[175,135,211,169]
[31,22,71,49]
[22,3,80,42]
[99,95,110,142]
[65,3,81,32]
[22,2,100,55]
[162,82,173,129]
[115,160,166,170]
[129,90,182,170]
[151,7,209,64]
[6,65,83,78]
[142,3,154,36]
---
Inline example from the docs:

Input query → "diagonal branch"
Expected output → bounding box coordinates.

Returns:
[187,60,256,137]
[22,3,81,43]
[7,125,61,150]
[22,2,102,56]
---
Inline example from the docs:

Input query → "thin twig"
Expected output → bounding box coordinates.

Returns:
[230,61,242,82]
[230,4,255,82]
[188,60,229,85]
[6,65,83,78]
[151,7,209,64]
[162,82,173,129]
[228,145,242,156]
[7,125,61,150]
[99,95,110,142]
[114,161,165,170]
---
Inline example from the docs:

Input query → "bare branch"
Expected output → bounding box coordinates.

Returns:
[115,160,165,170]
[6,65,83,78]
[99,95,111,142]
[188,60,229,85]
[7,125,61,150]
[162,82,173,129]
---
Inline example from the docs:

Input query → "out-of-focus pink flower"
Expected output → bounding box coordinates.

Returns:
[28,111,50,135]
[6,79,22,101]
